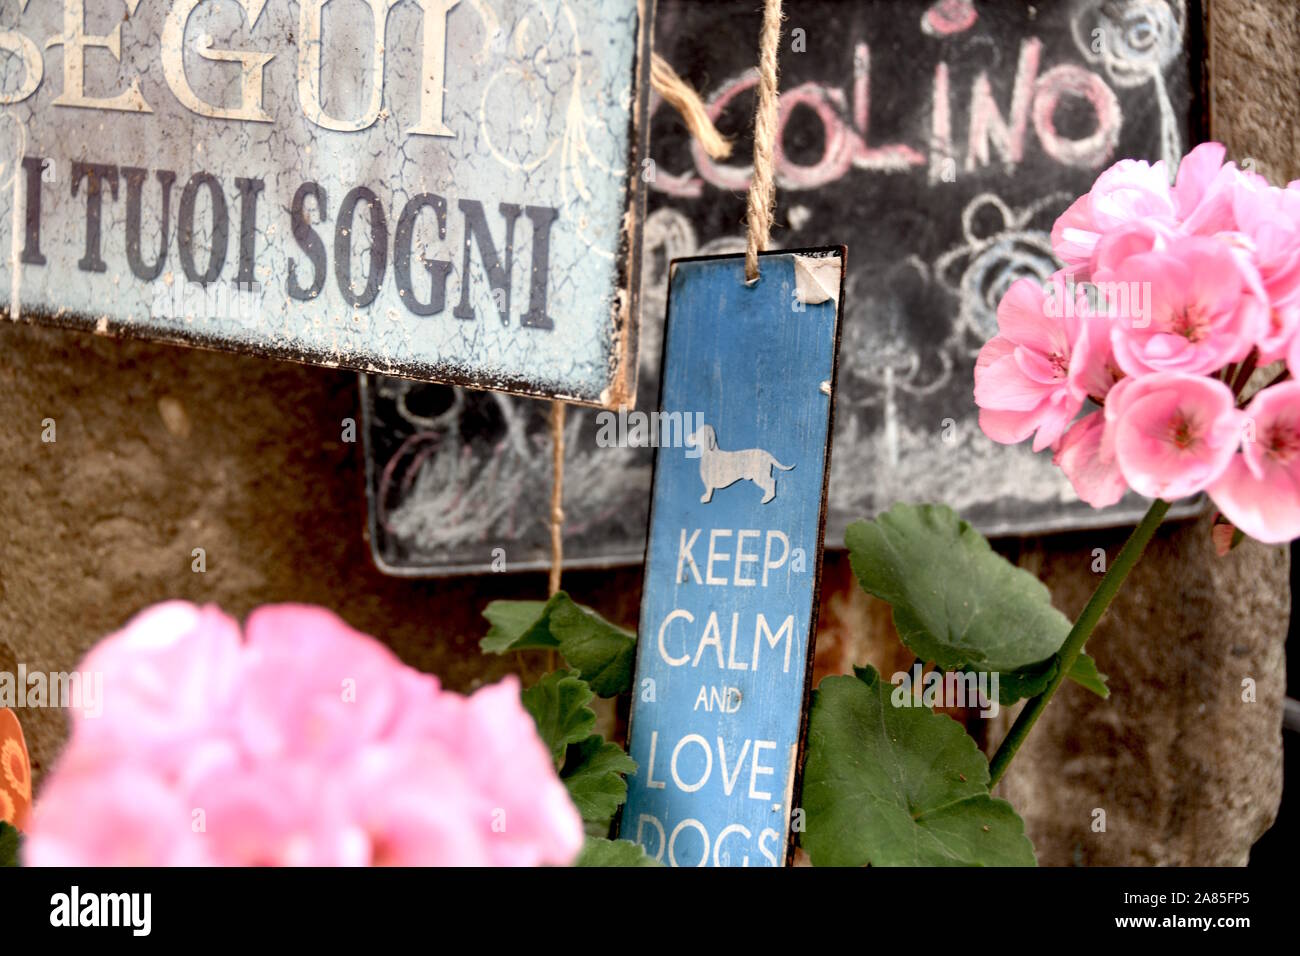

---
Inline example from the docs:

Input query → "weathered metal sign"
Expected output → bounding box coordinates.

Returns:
[620,249,844,866]
[0,0,650,407]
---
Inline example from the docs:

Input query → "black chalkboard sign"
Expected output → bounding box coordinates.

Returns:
[361,0,1207,575]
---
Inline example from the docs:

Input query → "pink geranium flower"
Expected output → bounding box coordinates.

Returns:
[1209,381,1300,543]
[1170,141,1240,235]
[980,140,1300,545]
[1051,158,1176,279]
[974,277,1084,452]
[1068,304,1125,404]
[1099,235,1266,377]
[24,603,584,867]
[1054,410,1128,508]
[1231,178,1300,361]
[1108,373,1243,501]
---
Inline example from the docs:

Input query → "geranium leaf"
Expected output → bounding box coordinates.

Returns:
[575,837,662,867]
[481,593,636,698]
[562,735,637,826]
[987,657,1056,704]
[980,649,1108,705]
[479,595,564,653]
[802,667,1036,867]
[1067,651,1109,698]
[846,505,1070,673]
[547,598,637,697]
[521,669,596,764]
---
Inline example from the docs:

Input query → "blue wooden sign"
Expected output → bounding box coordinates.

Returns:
[620,248,844,866]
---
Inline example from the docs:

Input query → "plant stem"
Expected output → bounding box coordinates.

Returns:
[987,497,1172,787]
[1228,348,1259,396]
[1240,365,1292,406]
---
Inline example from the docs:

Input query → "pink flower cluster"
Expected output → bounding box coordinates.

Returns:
[975,143,1300,543]
[24,602,584,866]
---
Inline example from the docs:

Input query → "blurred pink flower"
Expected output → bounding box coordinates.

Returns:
[1108,373,1243,501]
[24,603,583,867]
[24,766,206,867]
[1209,381,1300,543]
[68,602,242,771]
[974,277,1084,452]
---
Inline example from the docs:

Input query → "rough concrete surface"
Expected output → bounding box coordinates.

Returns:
[0,320,645,783]
[995,517,1289,865]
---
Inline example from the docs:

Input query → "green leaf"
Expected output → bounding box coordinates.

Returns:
[802,666,1036,867]
[562,736,637,826]
[976,650,1106,705]
[0,821,21,867]
[547,598,637,697]
[575,837,662,867]
[845,504,1070,673]
[480,595,564,653]
[989,657,1056,704]
[521,669,596,763]
[481,592,636,697]
[1067,652,1109,699]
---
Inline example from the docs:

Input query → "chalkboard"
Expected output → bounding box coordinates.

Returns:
[360,0,1207,575]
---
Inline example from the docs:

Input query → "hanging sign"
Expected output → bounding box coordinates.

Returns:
[620,248,844,866]
[0,0,651,407]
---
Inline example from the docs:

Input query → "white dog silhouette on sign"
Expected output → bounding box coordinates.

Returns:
[687,424,795,504]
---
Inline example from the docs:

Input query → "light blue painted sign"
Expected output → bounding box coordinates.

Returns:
[620,248,844,866]
[0,0,649,407]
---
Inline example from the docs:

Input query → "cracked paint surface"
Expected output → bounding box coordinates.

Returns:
[0,0,646,406]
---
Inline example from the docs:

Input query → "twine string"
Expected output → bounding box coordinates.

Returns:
[546,4,784,600]
[548,400,565,598]
[651,53,733,161]
[744,0,784,283]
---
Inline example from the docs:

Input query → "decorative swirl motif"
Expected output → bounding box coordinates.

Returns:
[936,192,1072,348]
[1072,0,1185,86]
[473,0,628,261]
[1072,0,1185,169]
[0,708,31,832]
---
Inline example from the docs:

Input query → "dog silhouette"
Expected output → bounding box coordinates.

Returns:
[687,424,794,504]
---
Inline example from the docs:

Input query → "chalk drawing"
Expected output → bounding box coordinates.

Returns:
[922,0,978,37]
[1072,0,1186,171]
[935,191,1074,348]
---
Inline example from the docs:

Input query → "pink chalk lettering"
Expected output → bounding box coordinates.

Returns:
[966,38,1042,170]
[1032,63,1121,168]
